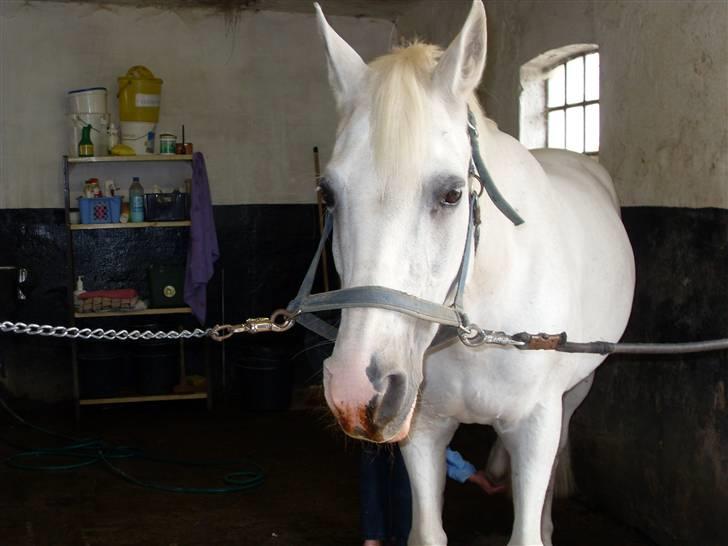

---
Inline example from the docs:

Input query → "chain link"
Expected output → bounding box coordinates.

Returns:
[0,321,211,341]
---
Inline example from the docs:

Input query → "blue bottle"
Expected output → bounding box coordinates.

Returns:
[129,177,145,223]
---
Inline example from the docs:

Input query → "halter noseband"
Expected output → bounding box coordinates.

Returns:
[285,108,523,346]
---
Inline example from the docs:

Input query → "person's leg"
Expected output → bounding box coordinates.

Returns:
[389,444,412,546]
[360,443,389,545]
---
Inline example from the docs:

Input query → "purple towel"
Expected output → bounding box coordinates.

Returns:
[184,152,219,324]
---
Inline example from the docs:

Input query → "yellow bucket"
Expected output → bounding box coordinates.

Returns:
[117,66,163,123]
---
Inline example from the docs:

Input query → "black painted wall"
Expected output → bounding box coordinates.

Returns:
[0,205,726,544]
[0,205,327,401]
[571,207,728,546]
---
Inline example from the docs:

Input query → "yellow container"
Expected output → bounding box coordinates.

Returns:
[117,66,163,123]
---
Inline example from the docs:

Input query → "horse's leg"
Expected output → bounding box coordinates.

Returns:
[399,416,458,546]
[500,398,563,546]
[540,373,595,546]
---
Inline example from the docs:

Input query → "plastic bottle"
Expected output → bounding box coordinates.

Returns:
[107,123,119,154]
[78,125,94,157]
[74,276,85,297]
[129,177,145,222]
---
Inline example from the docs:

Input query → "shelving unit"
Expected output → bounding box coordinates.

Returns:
[74,307,192,319]
[63,155,210,417]
[70,220,191,230]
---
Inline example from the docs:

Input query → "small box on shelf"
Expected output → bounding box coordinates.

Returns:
[79,197,122,224]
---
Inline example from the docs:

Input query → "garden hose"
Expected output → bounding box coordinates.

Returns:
[0,394,264,494]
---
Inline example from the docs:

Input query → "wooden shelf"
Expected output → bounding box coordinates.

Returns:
[67,154,192,164]
[79,392,207,406]
[75,307,192,318]
[70,220,191,230]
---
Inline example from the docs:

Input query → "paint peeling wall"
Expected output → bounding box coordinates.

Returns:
[0,1,395,208]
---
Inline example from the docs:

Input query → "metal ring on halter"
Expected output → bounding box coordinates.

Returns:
[470,172,485,198]
[457,323,487,347]
[269,309,299,332]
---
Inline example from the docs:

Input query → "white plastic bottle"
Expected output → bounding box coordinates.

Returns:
[107,123,119,154]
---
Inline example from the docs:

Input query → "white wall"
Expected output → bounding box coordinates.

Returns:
[0,1,395,208]
[483,0,728,209]
[397,0,728,209]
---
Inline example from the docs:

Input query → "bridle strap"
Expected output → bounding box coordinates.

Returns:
[287,111,523,342]
[467,108,524,227]
[286,200,473,341]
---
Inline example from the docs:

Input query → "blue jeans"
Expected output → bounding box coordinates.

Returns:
[359,443,412,546]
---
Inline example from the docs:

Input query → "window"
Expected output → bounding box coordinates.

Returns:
[519,45,599,156]
[546,52,599,155]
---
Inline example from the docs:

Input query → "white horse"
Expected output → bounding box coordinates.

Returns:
[313,1,635,545]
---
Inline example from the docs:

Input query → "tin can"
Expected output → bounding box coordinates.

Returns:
[159,133,177,155]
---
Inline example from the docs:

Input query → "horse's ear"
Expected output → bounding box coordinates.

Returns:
[433,0,487,101]
[314,3,369,110]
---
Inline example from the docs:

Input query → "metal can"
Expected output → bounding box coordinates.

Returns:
[159,133,177,155]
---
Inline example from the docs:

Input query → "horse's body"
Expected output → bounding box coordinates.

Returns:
[313,2,635,545]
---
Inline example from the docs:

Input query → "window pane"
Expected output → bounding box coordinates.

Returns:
[585,103,599,153]
[566,56,584,105]
[547,64,565,108]
[565,106,584,153]
[548,109,565,149]
[585,52,599,101]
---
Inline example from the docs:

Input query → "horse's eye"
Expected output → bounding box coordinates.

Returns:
[317,182,336,209]
[441,189,463,206]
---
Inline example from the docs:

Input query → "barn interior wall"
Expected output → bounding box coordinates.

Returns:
[475,2,726,545]
[0,1,393,401]
[0,1,726,542]
[0,0,394,209]
[400,1,727,544]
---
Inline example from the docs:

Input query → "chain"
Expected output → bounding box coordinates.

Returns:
[0,309,298,343]
[0,321,211,341]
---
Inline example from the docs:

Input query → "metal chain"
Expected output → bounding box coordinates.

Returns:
[0,321,211,341]
[0,309,297,343]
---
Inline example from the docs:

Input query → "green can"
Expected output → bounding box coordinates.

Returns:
[159,133,177,155]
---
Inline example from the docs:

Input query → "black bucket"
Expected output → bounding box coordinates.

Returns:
[78,343,125,398]
[133,329,178,396]
[235,346,292,412]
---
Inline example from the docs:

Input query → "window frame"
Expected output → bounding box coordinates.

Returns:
[545,51,600,156]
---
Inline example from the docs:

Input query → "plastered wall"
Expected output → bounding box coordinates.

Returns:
[397,0,728,209]
[487,0,728,209]
[0,1,395,208]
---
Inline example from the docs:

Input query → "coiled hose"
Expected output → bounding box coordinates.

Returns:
[0,394,264,494]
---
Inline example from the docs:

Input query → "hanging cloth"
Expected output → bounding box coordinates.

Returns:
[184,152,219,324]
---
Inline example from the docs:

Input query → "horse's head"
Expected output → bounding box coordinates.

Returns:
[314,0,488,442]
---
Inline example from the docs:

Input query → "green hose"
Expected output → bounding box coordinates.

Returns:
[0,394,265,494]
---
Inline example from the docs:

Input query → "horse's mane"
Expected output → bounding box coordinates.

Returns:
[368,42,442,191]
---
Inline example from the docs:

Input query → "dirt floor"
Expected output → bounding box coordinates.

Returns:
[0,393,656,546]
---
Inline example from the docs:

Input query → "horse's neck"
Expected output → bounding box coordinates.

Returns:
[467,112,557,320]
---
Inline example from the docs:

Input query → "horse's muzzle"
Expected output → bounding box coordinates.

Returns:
[324,365,416,442]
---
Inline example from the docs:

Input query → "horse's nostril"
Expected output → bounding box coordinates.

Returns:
[373,373,408,427]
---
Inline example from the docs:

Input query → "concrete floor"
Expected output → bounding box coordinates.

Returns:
[0,394,655,546]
